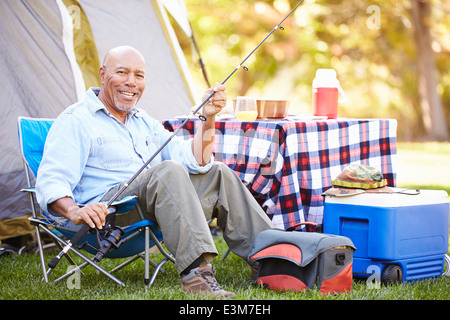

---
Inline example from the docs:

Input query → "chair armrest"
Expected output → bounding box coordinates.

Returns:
[21,188,137,215]
[105,195,138,214]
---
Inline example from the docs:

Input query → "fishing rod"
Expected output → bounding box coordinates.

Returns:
[48,0,305,272]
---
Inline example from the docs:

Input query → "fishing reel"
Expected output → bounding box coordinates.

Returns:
[76,213,125,263]
[92,223,124,262]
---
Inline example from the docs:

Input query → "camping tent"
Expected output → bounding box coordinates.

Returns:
[0,0,202,240]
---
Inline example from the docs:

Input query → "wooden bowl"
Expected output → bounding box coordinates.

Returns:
[256,99,289,119]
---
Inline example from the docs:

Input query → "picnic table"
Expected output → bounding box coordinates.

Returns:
[163,116,397,230]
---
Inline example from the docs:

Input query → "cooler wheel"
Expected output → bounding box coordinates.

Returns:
[443,254,450,276]
[381,264,403,284]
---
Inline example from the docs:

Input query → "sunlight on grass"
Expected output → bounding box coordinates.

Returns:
[396,142,450,197]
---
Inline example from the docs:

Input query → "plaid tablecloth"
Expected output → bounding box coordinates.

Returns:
[163,118,397,230]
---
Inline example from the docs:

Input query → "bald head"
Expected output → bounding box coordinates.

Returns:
[102,46,146,68]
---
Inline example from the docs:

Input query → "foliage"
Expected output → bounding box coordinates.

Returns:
[176,0,450,141]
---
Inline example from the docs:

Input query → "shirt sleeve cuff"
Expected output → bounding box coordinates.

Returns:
[183,139,215,174]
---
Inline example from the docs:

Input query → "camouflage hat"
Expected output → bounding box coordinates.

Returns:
[331,163,387,189]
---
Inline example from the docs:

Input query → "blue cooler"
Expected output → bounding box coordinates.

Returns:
[323,189,449,283]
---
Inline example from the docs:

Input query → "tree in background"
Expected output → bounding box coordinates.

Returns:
[176,0,449,141]
[410,0,448,141]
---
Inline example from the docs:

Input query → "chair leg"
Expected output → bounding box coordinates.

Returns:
[222,248,231,260]
[148,257,170,287]
[53,261,89,283]
[34,225,48,283]
[31,212,174,287]
[110,252,167,276]
[144,226,150,285]
[110,254,141,272]
[148,228,175,264]
[34,223,72,282]
[27,192,49,283]
[135,203,175,284]
[144,227,175,287]
[39,223,126,287]
[51,236,80,269]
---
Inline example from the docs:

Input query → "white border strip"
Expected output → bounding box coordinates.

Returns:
[56,0,86,100]
[153,0,199,104]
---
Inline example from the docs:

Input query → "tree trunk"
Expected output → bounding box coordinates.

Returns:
[410,0,448,141]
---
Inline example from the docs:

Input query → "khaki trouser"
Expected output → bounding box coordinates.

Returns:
[101,160,274,274]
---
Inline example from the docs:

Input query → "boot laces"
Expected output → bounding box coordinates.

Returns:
[195,266,224,292]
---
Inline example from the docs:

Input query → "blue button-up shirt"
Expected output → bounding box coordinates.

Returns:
[36,88,213,218]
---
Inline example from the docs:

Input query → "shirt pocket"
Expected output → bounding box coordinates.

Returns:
[137,134,163,165]
[97,136,133,170]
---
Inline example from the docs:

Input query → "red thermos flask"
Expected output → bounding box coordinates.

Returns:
[312,69,346,119]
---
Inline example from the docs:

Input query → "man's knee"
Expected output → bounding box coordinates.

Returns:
[210,161,234,175]
[210,162,241,184]
[155,160,189,177]
[140,160,192,191]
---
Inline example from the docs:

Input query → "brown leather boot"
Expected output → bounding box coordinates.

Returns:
[181,263,235,299]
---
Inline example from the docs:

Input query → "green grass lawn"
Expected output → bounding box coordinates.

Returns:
[396,142,450,197]
[1,143,449,302]
[1,236,449,301]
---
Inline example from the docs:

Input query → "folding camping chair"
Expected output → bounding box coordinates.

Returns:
[17,116,175,287]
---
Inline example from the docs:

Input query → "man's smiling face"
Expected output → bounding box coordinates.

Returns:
[98,46,146,117]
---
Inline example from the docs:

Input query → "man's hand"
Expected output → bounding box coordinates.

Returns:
[68,203,109,229]
[49,197,108,229]
[201,82,227,118]
[191,82,227,166]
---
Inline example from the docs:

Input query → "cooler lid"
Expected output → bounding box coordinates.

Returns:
[324,188,449,207]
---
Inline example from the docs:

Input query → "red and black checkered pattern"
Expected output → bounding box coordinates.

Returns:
[163,118,397,230]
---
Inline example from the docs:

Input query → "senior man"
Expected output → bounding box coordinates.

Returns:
[36,46,273,298]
